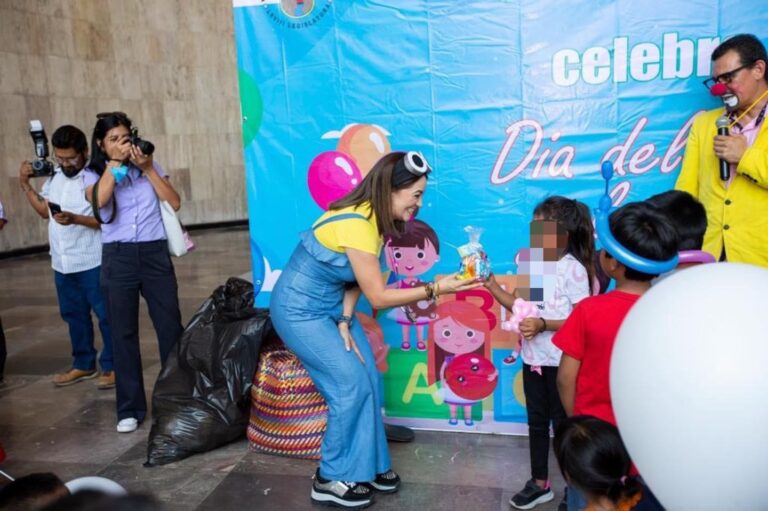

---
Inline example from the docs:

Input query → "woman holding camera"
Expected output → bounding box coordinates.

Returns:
[84,112,184,434]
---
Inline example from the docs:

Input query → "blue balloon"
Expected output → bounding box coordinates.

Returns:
[594,162,678,275]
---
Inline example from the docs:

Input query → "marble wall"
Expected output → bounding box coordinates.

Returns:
[0,0,247,252]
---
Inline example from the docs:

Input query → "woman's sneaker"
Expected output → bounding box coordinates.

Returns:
[363,469,401,494]
[509,479,554,509]
[311,470,374,509]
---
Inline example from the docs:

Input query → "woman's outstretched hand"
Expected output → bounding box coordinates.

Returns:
[436,273,485,295]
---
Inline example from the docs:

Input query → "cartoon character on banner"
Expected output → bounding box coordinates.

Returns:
[500,298,539,366]
[428,300,498,426]
[383,220,441,352]
[355,312,390,373]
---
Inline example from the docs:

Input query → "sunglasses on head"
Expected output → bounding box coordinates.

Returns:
[403,151,431,176]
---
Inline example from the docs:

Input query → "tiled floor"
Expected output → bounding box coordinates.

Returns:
[0,226,564,510]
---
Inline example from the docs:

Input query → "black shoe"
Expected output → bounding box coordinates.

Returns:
[312,469,375,509]
[558,487,568,511]
[509,479,554,510]
[363,469,401,494]
[384,423,415,442]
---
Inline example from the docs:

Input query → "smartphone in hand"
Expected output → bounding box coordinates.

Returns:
[48,201,62,215]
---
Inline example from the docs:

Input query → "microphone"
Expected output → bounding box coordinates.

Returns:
[716,116,730,181]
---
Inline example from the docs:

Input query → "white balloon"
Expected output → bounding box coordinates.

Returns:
[65,476,127,496]
[611,263,768,511]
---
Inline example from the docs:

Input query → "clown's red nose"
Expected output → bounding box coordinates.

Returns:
[710,83,728,96]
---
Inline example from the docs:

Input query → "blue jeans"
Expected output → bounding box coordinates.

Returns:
[270,229,391,482]
[54,267,113,372]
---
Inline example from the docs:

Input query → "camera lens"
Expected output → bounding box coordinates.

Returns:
[135,139,155,156]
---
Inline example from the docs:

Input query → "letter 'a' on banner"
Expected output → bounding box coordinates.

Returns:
[232,0,768,433]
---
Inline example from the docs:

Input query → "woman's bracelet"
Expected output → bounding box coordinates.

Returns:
[424,282,435,301]
[540,317,548,332]
[337,314,353,326]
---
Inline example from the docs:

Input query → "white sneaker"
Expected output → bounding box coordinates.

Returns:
[116,418,138,433]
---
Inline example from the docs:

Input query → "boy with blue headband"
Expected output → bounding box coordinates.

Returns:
[553,201,678,511]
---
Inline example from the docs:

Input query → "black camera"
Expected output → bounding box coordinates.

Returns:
[129,127,155,156]
[29,120,54,178]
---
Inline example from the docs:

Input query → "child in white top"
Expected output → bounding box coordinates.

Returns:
[485,196,596,510]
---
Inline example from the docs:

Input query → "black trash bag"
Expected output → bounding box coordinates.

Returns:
[146,277,272,466]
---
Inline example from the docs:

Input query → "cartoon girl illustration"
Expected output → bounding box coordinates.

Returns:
[428,300,496,426]
[383,220,440,351]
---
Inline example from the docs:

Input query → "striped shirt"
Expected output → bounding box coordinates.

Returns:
[41,168,102,274]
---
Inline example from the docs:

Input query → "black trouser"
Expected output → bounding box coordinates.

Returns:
[101,240,183,422]
[0,316,6,380]
[523,364,566,481]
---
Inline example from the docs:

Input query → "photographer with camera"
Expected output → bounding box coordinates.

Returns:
[84,112,184,434]
[18,124,114,389]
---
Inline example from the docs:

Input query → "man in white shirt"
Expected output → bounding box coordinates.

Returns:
[19,125,114,389]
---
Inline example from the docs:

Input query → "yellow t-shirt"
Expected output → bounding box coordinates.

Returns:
[313,202,382,256]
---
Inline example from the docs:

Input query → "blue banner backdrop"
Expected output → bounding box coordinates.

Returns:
[233,0,768,433]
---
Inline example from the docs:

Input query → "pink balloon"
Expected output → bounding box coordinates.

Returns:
[307,151,362,210]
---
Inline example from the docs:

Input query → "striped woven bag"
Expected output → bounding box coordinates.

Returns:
[247,343,328,459]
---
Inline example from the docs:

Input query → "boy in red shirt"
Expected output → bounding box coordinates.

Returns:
[553,202,678,510]
[554,201,679,424]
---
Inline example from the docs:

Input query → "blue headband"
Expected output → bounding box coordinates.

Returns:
[595,161,679,274]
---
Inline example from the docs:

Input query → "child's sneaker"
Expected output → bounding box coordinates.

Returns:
[311,469,374,509]
[509,479,554,509]
[363,469,400,494]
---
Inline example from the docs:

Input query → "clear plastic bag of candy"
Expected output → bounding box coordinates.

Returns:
[457,226,491,280]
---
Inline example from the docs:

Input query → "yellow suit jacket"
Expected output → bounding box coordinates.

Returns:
[675,107,768,268]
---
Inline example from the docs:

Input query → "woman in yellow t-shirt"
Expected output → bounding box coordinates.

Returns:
[270,151,479,509]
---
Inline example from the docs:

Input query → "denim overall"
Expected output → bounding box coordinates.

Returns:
[269,213,391,481]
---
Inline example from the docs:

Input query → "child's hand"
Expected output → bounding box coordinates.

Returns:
[483,273,498,289]
[519,317,544,339]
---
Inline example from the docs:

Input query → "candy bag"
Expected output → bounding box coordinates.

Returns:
[457,226,491,280]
